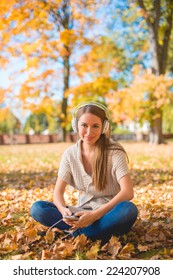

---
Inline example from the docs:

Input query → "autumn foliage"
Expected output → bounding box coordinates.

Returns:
[107,68,173,125]
[0,0,173,143]
[0,142,173,260]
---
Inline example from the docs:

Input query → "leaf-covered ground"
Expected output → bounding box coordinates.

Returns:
[0,141,173,260]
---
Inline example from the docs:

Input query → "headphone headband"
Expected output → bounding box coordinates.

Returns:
[73,101,109,120]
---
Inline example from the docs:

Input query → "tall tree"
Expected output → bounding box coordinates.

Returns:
[106,0,173,143]
[0,0,104,140]
[135,0,173,143]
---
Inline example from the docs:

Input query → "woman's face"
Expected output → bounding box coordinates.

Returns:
[78,113,102,145]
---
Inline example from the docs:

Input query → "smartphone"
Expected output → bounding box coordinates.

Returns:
[63,215,79,221]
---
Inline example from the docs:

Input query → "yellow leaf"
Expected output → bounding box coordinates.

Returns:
[59,242,74,258]
[29,180,34,188]
[0,212,7,219]
[25,228,40,242]
[86,243,100,260]
[118,243,135,259]
[44,230,55,244]
[0,238,18,252]
[74,234,88,249]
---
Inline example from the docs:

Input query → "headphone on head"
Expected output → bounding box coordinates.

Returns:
[71,101,110,135]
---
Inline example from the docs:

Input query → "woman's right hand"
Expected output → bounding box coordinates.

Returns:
[59,206,72,217]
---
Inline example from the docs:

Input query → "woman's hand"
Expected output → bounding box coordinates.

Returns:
[65,210,98,228]
[60,206,72,217]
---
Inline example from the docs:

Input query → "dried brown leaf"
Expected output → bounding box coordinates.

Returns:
[44,230,55,244]
[74,234,88,250]
[86,243,100,259]
[107,236,122,258]
[118,243,135,259]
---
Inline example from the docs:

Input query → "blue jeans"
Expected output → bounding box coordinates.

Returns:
[30,200,138,244]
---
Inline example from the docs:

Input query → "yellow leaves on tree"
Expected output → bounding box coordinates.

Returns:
[133,71,173,107]
[21,41,42,57]
[107,88,136,124]
[60,30,77,48]
[107,69,173,124]
[0,108,9,122]
[130,71,173,123]
[68,37,123,110]
[69,77,117,101]
[32,97,61,118]
[75,38,123,80]
[17,70,55,108]
[0,0,16,15]
[0,88,6,104]
[26,57,39,69]
[0,0,105,131]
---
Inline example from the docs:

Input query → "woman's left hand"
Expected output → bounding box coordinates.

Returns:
[65,211,97,228]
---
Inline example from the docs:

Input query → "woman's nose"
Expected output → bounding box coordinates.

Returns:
[86,126,92,134]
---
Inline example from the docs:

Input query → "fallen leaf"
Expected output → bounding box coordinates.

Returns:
[44,230,55,244]
[138,244,149,252]
[118,243,135,259]
[107,236,122,258]
[74,234,88,250]
[86,243,100,259]
[25,228,40,242]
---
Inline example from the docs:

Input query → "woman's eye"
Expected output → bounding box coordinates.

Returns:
[81,124,100,128]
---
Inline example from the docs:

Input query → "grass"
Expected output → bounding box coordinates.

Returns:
[0,141,173,260]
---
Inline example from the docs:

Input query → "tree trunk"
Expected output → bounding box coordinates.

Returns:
[149,114,163,144]
[61,47,70,141]
[148,26,164,143]
[148,27,159,75]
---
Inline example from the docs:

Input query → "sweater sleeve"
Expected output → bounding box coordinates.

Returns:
[58,149,74,186]
[112,150,129,183]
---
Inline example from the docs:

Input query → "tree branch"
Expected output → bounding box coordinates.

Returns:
[153,0,161,39]
[137,0,153,27]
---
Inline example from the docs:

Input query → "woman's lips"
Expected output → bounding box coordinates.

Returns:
[84,136,94,141]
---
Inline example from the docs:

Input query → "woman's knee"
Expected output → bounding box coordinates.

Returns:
[30,200,45,218]
[114,200,138,220]
[127,201,138,219]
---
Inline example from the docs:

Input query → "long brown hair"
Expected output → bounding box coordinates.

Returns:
[76,104,127,191]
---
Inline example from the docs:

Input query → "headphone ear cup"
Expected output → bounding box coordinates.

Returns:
[102,120,110,134]
[72,118,77,133]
